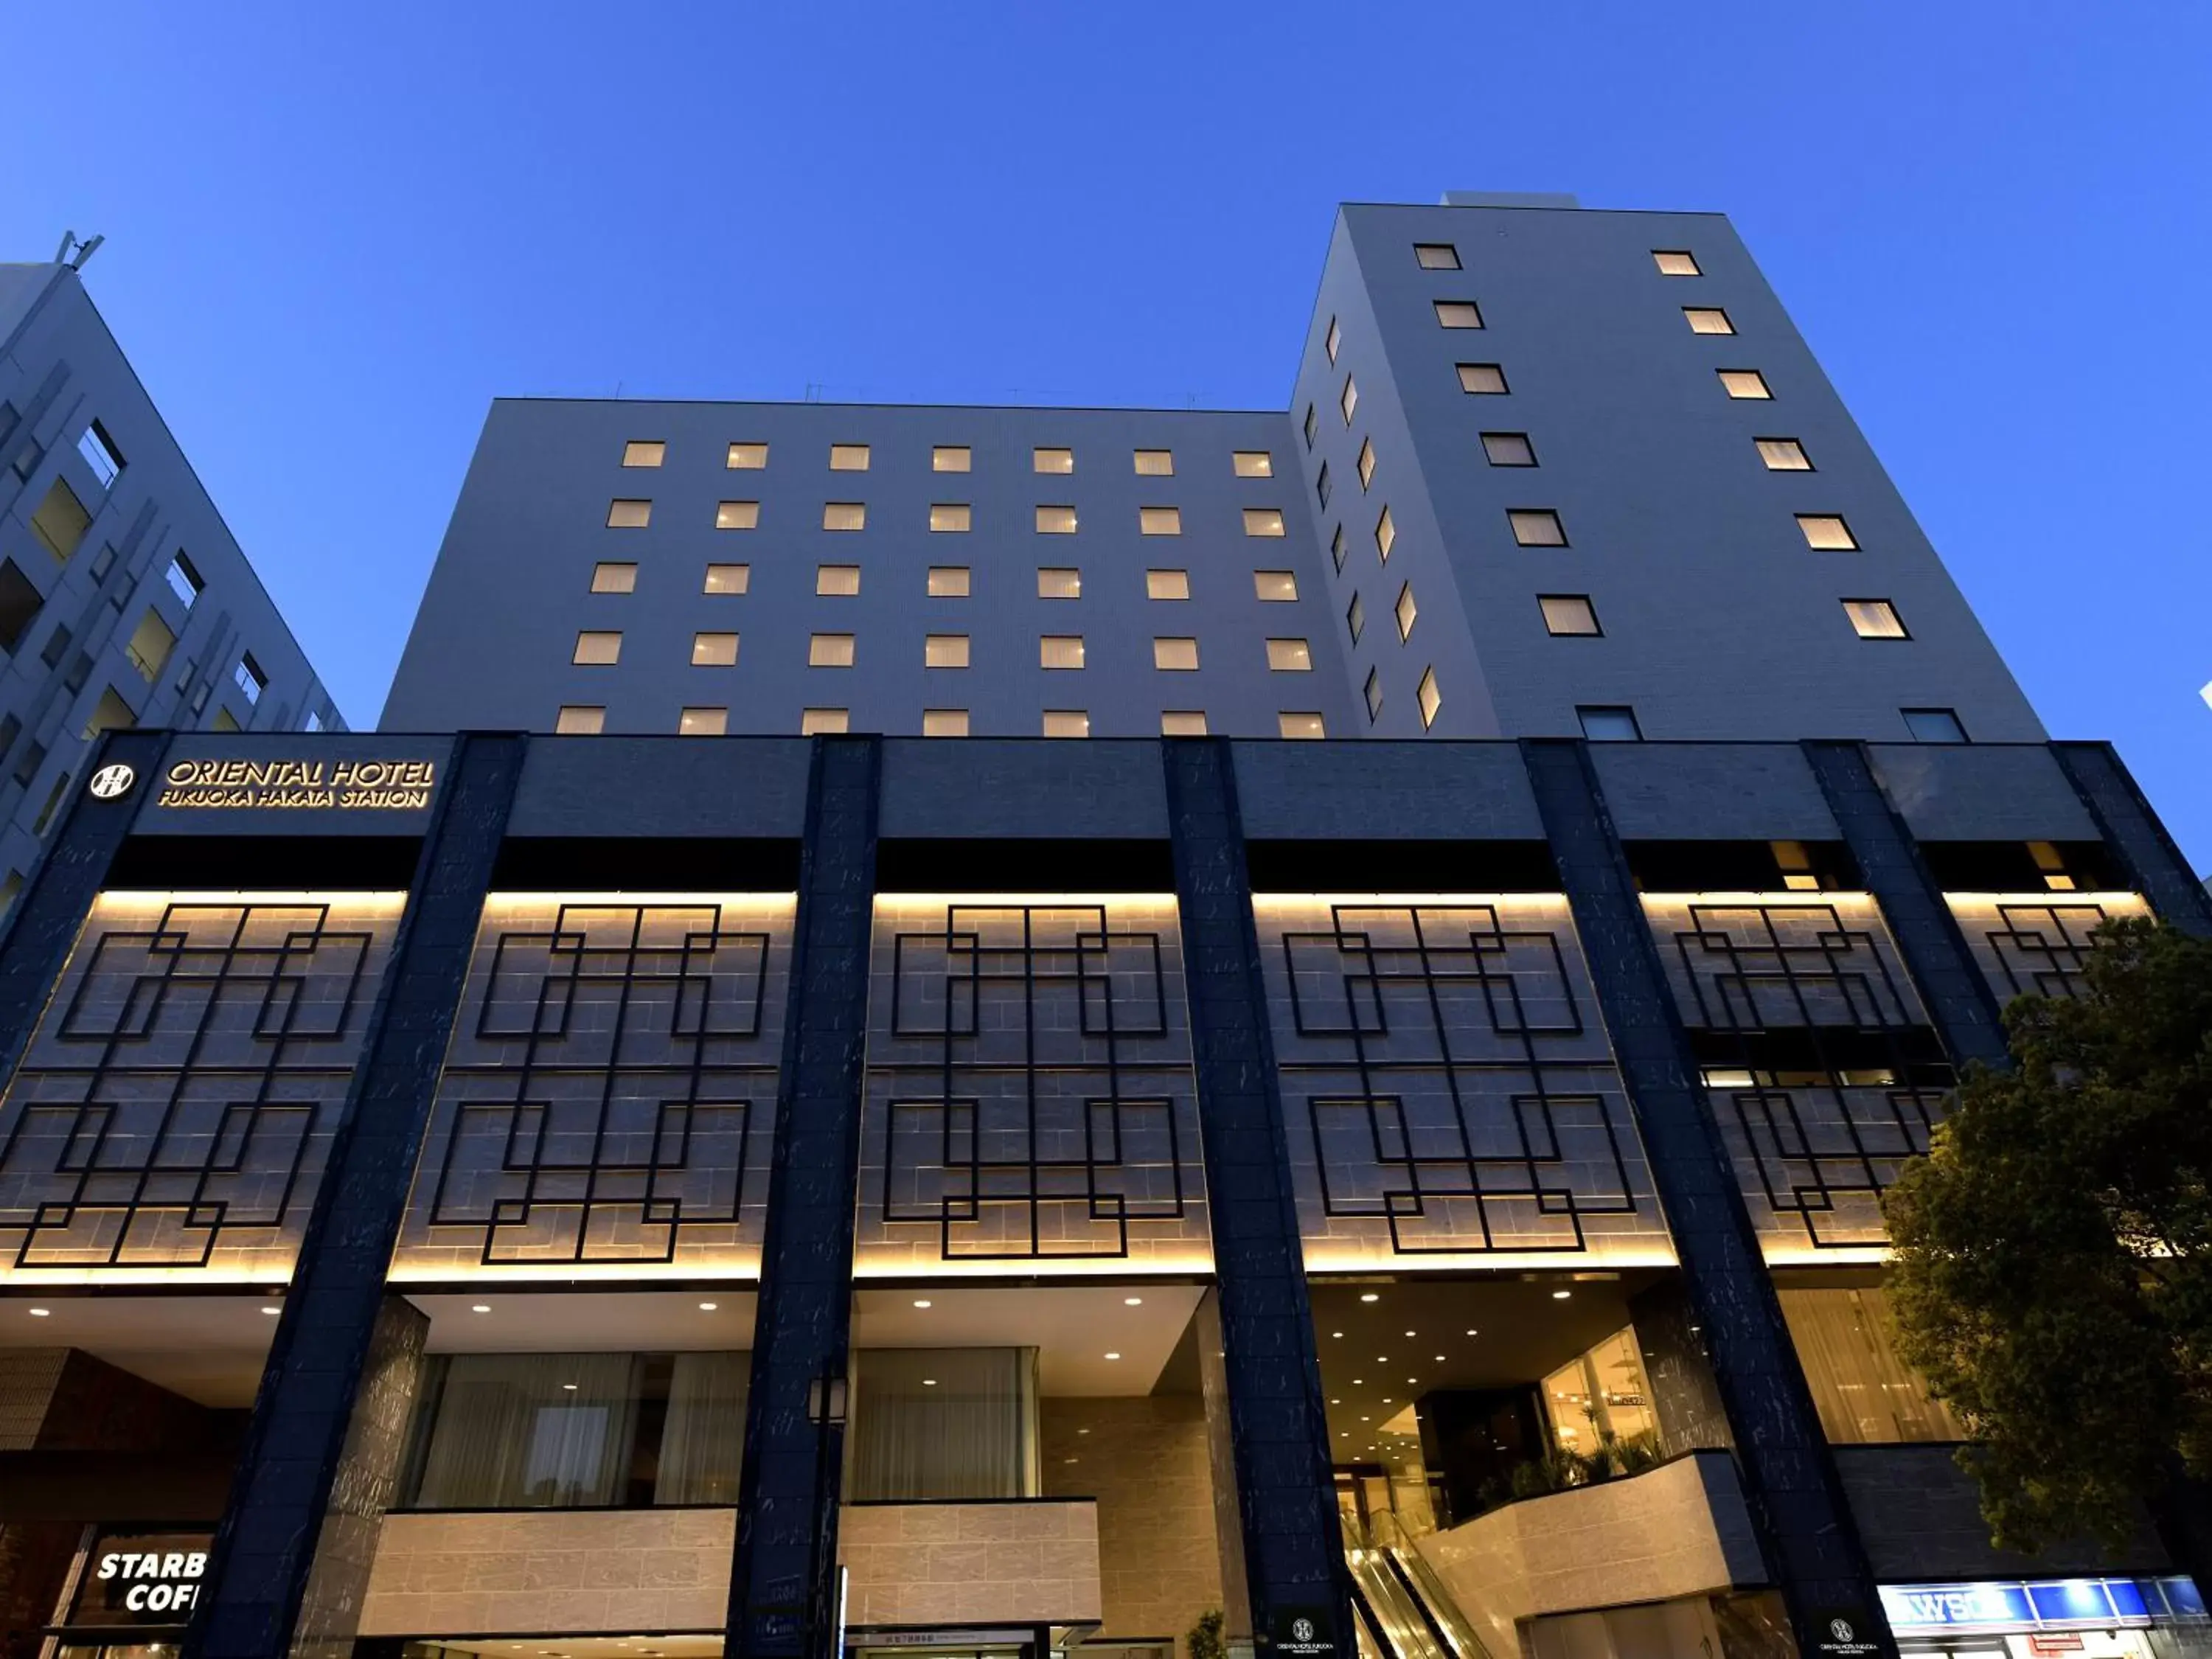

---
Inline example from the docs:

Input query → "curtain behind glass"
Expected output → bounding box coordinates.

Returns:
[413,1353,641,1508]
[1778,1286,1967,1444]
[655,1351,750,1504]
[846,1348,1037,1500]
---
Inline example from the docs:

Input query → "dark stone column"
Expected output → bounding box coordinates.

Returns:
[1804,740,2008,1069]
[1162,738,1352,1659]
[1522,738,1897,1659]
[187,732,525,1659]
[728,736,881,1659]
[2053,740,2212,938]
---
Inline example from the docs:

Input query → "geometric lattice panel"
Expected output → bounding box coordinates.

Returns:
[1945,892,2149,1005]
[1255,896,1669,1269]
[394,896,791,1276]
[0,892,403,1277]
[1644,894,1950,1256]
[855,897,1210,1273]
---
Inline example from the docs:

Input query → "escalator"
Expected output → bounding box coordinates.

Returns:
[1341,1512,1495,1659]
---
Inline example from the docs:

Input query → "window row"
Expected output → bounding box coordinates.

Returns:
[622,439,1277,476]
[572,630,1321,671]
[607,499,1294,536]
[555,706,1333,740]
[1573,703,1971,744]
[590,562,1303,602]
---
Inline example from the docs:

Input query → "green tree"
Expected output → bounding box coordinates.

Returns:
[1884,916,2212,1551]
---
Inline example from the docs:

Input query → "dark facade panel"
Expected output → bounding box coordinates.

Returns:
[1865,742,2102,845]
[1592,742,1838,843]
[505,735,813,839]
[1228,740,1543,841]
[877,737,1170,842]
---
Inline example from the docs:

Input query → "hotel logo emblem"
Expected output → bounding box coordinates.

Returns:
[87,763,136,800]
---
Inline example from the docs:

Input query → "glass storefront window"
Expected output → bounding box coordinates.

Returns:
[1779,1284,1966,1444]
[845,1346,1040,1500]
[1541,1327,1659,1458]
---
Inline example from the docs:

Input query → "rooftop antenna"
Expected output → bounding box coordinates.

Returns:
[53,231,105,271]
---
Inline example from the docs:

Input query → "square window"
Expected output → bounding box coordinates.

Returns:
[1234,451,1273,478]
[1719,369,1772,400]
[1417,667,1441,729]
[925,633,970,668]
[77,421,124,488]
[82,684,134,740]
[1316,462,1332,507]
[823,502,866,531]
[931,503,972,532]
[923,709,970,737]
[1331,525,1347,572]
[125,608,175,680]
[1134,449,1175,476]
[1304,403,1319,448]
[716,500,760,530]
[817,564,861,595]
[1364,667,1382,722]
[1357,438,1376,489]
[556,705,605,734]
[1037,568,1081,599]
[1148,569,1191,600]
[1797,514,1858,550]
[1040,635,1085,669]
[705,563,750,594]
[1457,362,1509,394]
[1043,709,1090,738]
[1652,250,1701,276]
[692,631,739,667]
[933,445,971,473]
[1242,508,1286,538]
[929,566,971,597]
[1756,437,1812,471]
[679,706,728,736]
[809,633,855,667]
[1154,637,1199,671]
[1481,432,1537,467]
[1034,447,1074,474]
[830,443,870,472]
[166,554,203,608]
[591,562,637,594]
[1340,375,1358,424]
[1540,594,1601,636]
[1161,711,1208,736]
[801,708,849,735]
[1845,599,1908,639]
[1394,583,1418,641]
[1509,509,1567,546]
[1141,507,1183,536]
[1415,243,1461,271]
[1903,707,1967,744]
[1346,591,1365,643]
[1036,504,1078,534]
[1266,638,1312,672]
[1684,307,1735,335]
[1434,301,1484,330]
[1375,505,1397,560]
[1279,712,1325,740]
[606,498,651,529]
[1253,570,1297,602]
[622,439,665,467]
[727,442,768,469]
[1325,316,1342,363]
[1578,705,1643,742]
[573,630,622,666]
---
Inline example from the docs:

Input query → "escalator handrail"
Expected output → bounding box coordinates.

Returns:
[1379,1547,1487,1659]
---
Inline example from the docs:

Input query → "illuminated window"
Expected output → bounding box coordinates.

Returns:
[830,443,871,471]
[1797,514,1858,551]
[1719,369,1772,400]
[1458,362,1509,394]
[1433,301,1484,330]
[1845,599,1908,639]
[1316,462,1332,507]
[606,498,651,529]
[1331,525,1346,571]
[1279,712,1324,740]
[573,630,622,666]
[1147,569,1190,600]
[622,439,665,467]
[1652,250,1700,276]
[1234,451,1273,478]
[1040,635,1085,669]
[1417,667,1441,729]
[931,504,972,532]
[1134,449,1175,476]
[1540,594,1601,636]
[1374,505,1396,560]
[928,566,970,597]
[1340,375,1358,424]
[1325,316,1342,363]
[31,480,89,562]
[1304,403,1318,448]
[125,609,175,680]
[1034,447,1074,474]
[1253,570,1297,602]
[1364,667,1382,721]
[823,502,866,531]
[1161,711,1208,736]
[591,562,637,594]
[77,421,124,488]
[716,501,760,529]
[1684,307,1735,335]
[1579,706,1642,742]
[1154,637,1199,671]
[1482,432,1537,467]
[809,633,855,667]
[1346,591,1365,643]
[817,564,860,596]
[801,708,848,735]
[1394,583,1418,641]
[1043,710,1089,738]
[727,442,768,469]
[679,706,728,736]
[1140,507,1182,536]
[1357,438,1376,489]
[1036,504,1077,534]
[923,709,969,737]
[704,563,749,594]
[556,706,605,734]
[933,445,971,472]
[1266,638,1312,672]
[692,632,739,667]
[1242,508,1285,538]
[1509,509,1567,546]
[1037,568,1081,599]
[1757,438,1812,471]
[1415,243,1461,270]
[1903,708,1967,744]
[925,633,970,668]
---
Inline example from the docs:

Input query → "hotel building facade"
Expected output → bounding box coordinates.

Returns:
[2,197,2205,1659]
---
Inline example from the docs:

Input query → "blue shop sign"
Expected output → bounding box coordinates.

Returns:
[1880,1576,2205,1634]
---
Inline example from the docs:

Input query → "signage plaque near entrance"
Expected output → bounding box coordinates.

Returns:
[1272,1607,1336,1659]
[1809,1607,1883,1658]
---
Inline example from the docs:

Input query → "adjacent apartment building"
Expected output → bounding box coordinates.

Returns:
[2,198,2205,1659]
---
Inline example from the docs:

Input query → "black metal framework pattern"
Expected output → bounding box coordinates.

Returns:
[1258,899,1654,1259]
[0,894,398,1272]
[1945,894,2149,1004]
[1644,895,1950,1251]
[405,898,787,1269]
[858,900,1207,1265]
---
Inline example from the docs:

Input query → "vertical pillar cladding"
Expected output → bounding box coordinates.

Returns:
[2053,741,2212,939]
[1161,738,1352,1659]
[1520,738,1899,1659]
[185,734,525,1659]
[728,737,881,1659]
[1803,741,2008,1070]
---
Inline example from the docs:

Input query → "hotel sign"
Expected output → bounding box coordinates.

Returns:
[133,737,453,835]
[158,757,437,811]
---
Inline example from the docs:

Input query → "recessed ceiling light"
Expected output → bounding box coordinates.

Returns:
[1077,1427,1090,1435]
[923,1379,937,1387]
[28,1307,49,1317]
[471,1304,490,1313]
[1377,1356,1388,1363]
[1331,1398,1341,1405]
[1383,1397,1393,1404]
[1360,1415,1371,1422]
[1353,1377,1364,1384]
[913,1298,932,1309]
[561,1382,577,1391]
[1332,1331,1343,1338]
[1360,1293,1380,1303]
[699,1301,718,1312]
[1434,1354,1445,1361]
[1552,1289,1571,1300]
[1465,1329,1478,1336]
[1063,1456,1079,1464]
[1105,1351,1121,1360]
[261,1305,281,1315]
[1404,1329,1416,1338]
[1124,1296,1143,1306]
[1407,1377,1417,1384]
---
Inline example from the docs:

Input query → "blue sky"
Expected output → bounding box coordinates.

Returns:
[8,3,2210,860]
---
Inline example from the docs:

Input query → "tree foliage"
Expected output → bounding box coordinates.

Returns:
[1884,917,2212,1551]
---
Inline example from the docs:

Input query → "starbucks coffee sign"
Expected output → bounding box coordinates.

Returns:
[66,1530,213,1627]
